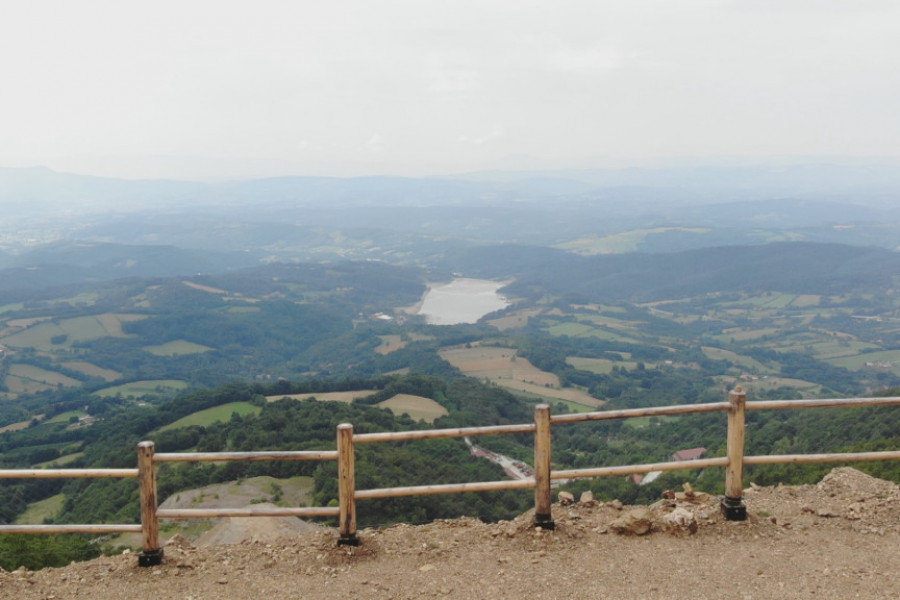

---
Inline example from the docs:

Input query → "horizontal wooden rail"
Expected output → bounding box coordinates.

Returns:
[0,468,138,479]
[353,423,535,444]
[0,524,142,535]
[355,478,535,500]
[2,389,897,570]
[744,450,900,465]
[153,450,338,463]
[553,457,729,481]
[748,397,900,411]
[550,402,730,425]
[157,506,340,519]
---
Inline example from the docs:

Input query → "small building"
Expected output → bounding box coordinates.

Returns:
[672,447,706,462]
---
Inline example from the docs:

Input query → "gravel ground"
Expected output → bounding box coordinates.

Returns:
[1,468,898,600]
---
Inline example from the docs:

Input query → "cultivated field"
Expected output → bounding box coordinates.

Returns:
[486,308,543,331]
[5,364,81,394]
[701,347,773,373]
[440,346,602,408]
[375,335,406,355]
[566,356,647,374]
[494,380,604,408]
[93,379,189,398]
[439,347,559,386]
[828,349,900,376]
[0,313,146,351]
[377,394,448,423]
[265,390,377,403]
[60,361,122,382]
[556,227,712,254]
[182,281,230,294]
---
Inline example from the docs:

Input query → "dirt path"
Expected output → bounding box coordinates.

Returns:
[1,468,898,600]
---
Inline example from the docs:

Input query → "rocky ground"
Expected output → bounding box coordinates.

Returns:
[1,467,898,600]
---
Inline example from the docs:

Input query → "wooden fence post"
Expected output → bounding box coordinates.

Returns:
[721,388,747,521]
[533,404,554,529]
[138,441,163,566]
[337,423,359,545]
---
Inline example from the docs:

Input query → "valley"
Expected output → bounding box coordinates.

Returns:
[1,167,900,570]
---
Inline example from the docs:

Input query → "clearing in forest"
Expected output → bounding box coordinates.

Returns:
[377,394,448,423]
[60,361,122,382]
[93,379,189,398]
[143,340,214,356]
[439,346,602,408]
[375,335,406,355]
[159,402,261,431]
[265,390,378,403]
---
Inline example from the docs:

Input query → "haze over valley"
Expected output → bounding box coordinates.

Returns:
[2,0,900,579]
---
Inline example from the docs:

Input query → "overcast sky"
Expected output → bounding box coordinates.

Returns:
[2,0,898,180]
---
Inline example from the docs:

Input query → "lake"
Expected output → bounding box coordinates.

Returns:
[416,278,510,325]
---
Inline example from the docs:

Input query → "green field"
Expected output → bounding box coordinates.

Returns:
[33,451,85,468]
[776,339,879,360]
[550,399,596,413]
[14,494,65,525]
[93,379,189,398]
[1,313,145,351]
[0,303,24,315]
[567,356,642,374]
[45,410,88,424]
[266,390,378,403]
[701,347,773,373]
[828,350,900,374]
[546,322,595,337]
[60,361,122,382]
[557,227,711,254]
[159,402,261,432]
[5,364,81,394]
[143,340,214,356]
[621,415,681,430]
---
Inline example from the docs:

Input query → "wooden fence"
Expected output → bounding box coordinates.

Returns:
[2,388,900,567]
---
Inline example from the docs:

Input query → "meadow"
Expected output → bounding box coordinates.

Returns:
[158,401,261,431]
[143,340,214,356]
[93,379,189,398]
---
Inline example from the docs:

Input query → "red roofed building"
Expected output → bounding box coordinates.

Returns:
[672,447,706,462]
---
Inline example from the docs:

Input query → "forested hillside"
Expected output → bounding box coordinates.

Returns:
[2,241,900,569]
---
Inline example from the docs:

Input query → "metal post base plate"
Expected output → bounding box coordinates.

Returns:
[534,513,556,530]
[337,534,360,547]
[138,548,164,567]
[720,496,747,521]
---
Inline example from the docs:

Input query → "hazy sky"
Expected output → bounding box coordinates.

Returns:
[2,0,898,180]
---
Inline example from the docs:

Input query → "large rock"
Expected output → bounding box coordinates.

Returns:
[609,508,653,536]
[558,491,575,505]
[663,507,698,535]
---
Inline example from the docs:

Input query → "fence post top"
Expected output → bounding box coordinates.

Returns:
[337,423,353,431]
[729,387,747,400]
[138,441,155,450]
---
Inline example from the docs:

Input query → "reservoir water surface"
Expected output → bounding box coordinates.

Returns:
[416,278,510,325]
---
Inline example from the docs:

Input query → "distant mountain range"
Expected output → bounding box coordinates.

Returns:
[2,164,900,264]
